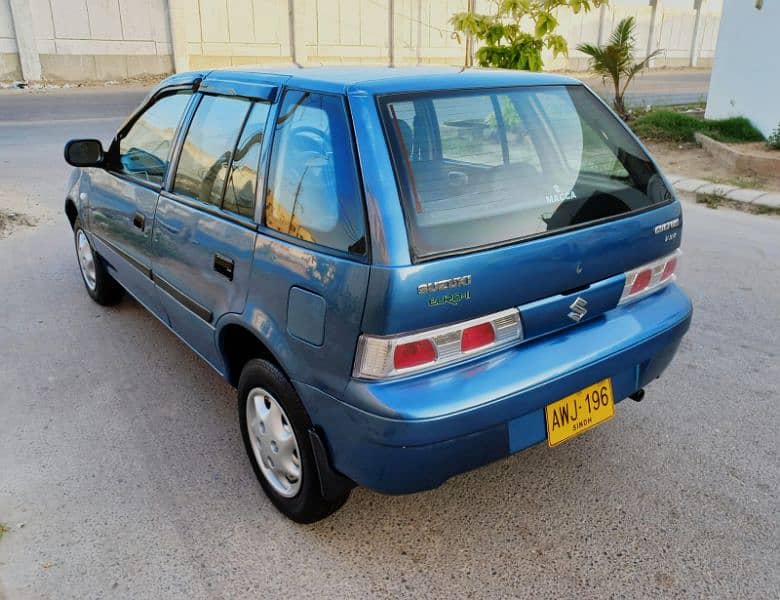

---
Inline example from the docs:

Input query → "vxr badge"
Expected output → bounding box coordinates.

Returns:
[568,296,588,322]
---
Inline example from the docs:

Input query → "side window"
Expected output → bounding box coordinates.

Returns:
[173,95,250,206]
[117,92,191,186]
[264,91,366,255]
[222,102,270,218]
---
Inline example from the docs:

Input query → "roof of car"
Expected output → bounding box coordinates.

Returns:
[160,66,582,96]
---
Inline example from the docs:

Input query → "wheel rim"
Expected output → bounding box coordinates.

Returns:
[245,387,302,498]
[76,230,97,291]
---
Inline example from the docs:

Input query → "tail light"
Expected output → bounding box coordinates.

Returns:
[619,250,681,305]
[353,308,522,380]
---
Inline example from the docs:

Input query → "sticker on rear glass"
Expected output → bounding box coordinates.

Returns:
[546,184,576,204]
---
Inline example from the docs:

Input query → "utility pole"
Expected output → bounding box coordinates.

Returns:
[597,3,608,45]
[690,0,704,67]
[388,0,395,66]
[464,0,475,67]
[647,0,661,68]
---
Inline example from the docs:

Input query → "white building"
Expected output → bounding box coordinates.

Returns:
[705,0,778,137]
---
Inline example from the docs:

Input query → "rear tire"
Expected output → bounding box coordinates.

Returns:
[73,218,124,306]
[238,358,350,523]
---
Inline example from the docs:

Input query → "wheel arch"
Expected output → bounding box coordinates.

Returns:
[65,197,78,229]
[217,320,288,388]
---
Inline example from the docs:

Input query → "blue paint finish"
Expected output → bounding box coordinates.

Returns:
[296,286,690,493]
[287,287,327,346]
[341,285,690,425]
[347,91,411,266]
[507,409,547,454]
[86,169,168,320]
[66,66,693,497]
[151,194,257,369]
[361,200,682,336]
[243,234,370,397]
[518,271,625,340]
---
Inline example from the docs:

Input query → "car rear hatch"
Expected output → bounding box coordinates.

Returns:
[355,83,682,379]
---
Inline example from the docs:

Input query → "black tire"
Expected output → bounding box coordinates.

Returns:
[73,218,124,306]
[238,358,350,523]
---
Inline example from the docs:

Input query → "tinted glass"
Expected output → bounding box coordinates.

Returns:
[223,102,270,218]
[265,91,366,255]
[382,85,671,258]
[117,92,191,186]
[174,95,250,206]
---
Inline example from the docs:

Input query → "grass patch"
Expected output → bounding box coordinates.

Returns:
[695,192,780,216]
[631,110,765,143]
[696,193,724,209]
[711,174,768,189]
[0,522,9,540]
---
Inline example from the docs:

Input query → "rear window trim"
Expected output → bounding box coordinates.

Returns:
[375,84,674,263]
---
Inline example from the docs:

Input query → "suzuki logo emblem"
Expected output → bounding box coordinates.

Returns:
[568,296,588,322]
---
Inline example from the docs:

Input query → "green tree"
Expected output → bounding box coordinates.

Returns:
[451,0,608,72]
[577,16,661,118]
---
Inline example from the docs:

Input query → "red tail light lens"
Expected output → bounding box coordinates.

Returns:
[629,269,652,295]
[393,339,436,370]
[354,308,522,380]
[619,250,681,305]
[461,322,496,352]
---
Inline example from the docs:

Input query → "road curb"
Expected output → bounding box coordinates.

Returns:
[669,174,780,211]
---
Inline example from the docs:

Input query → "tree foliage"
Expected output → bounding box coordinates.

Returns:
[577,16,661,118]
[451,0,608,72]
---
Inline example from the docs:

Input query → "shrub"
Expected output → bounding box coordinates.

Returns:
[577,17,661,118]
[767,123,780,150]
[450,1,607,72]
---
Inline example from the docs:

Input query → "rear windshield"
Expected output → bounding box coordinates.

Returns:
[379,85,672,259]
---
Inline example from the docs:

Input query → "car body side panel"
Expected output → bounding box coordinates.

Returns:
[85,169,167,319]
[232,233,371,397]
[151,195,257,370]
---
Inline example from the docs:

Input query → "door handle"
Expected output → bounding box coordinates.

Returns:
[132,212,145,231]
[213,254,234,281]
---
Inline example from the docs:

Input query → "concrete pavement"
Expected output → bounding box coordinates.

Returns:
[0,87,777,600]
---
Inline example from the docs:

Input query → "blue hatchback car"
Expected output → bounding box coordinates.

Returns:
[64,67,692,522]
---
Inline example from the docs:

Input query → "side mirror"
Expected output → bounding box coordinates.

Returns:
[64,139,105,167]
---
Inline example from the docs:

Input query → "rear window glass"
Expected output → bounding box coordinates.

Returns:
[380,85,672,259]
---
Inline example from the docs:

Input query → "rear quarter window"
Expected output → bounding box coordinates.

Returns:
[380,85,672,259]
[264,90,367,256]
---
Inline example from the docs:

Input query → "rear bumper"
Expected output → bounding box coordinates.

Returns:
[296,284,692,494]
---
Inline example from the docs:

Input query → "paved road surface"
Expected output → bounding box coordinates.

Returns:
[0,85,777,600]
[0,68,710,124]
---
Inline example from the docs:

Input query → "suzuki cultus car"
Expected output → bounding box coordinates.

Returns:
[64,67,692,522]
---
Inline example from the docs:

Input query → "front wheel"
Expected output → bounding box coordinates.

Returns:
[238,359,350,523]
[73,218,123,305]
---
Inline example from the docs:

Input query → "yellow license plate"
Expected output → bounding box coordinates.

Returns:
[545,378,614,447]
